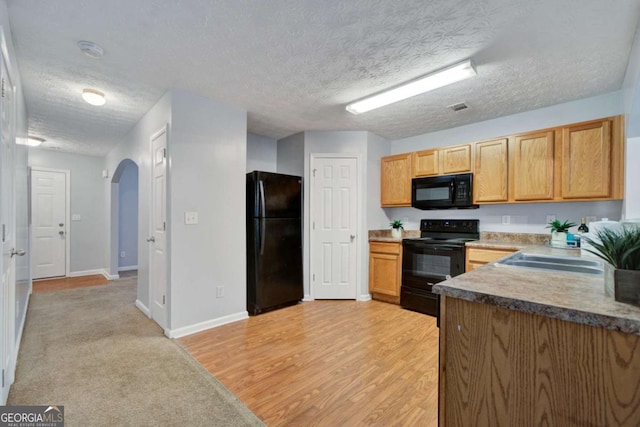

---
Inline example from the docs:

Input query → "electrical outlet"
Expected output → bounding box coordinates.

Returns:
[546,215,556,224]
[586,216,596,224]
[185,211,199,225]
[120,251,125,258]
[216,286,224,298]
[502,215,510,225]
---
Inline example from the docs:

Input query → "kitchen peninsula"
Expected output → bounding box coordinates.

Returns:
[433,245,640,426]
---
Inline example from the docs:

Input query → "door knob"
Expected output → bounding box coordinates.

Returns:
[146,236,156,243]
[59,231,65,236]
[10,248,25,257]
[59,223,64,227]
[350,234,356,241]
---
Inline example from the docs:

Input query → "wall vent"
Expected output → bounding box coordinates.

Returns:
[448,102,468,112]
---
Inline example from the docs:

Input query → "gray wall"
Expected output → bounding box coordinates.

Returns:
[29,149,107,273]
[247,133,277,173]
[118,162,138,269]
[169,89,247,331]
[386,91,625,233]
[623,22,640,219]
[277,132,304,176]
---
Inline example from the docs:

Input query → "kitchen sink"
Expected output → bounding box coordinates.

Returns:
[495,252,604,275]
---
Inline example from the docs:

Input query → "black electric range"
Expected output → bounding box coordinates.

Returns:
[400,219,479,319]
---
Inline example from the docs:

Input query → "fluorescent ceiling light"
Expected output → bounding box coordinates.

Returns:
[82,88,106,106]
[20,136,45,147]
[346,59,477,115]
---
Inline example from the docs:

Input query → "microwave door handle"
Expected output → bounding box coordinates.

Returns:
[450,179,456,203]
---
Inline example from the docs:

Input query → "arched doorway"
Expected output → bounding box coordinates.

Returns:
[109,159,139,278]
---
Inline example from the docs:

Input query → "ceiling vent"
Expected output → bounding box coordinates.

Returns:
[77,41,104,59]
[448,102,468,112]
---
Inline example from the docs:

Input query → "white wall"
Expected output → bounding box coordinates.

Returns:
[29,149,107,273]
[118,162,138,269]
[386,91,625,232]
[623,21,640,219]
[366,132,390,230]
[247,133,277,173]
[168,89,247,332]
[105,91,172,309]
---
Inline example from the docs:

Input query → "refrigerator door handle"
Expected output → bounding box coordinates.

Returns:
[260,219,266,255]
[259,180,266,218]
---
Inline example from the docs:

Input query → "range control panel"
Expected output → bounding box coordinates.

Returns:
[419,219,479,234]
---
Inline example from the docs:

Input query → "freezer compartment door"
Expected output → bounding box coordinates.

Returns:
[247,218,303,314]
[247,171,302,218]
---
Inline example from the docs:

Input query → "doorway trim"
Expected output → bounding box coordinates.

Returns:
[308,153,364,301]
[30,167,71,278]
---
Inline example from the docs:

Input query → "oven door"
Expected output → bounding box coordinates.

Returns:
[401,240,465,291]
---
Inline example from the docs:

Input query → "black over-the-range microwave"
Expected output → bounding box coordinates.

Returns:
[411,173,478,210]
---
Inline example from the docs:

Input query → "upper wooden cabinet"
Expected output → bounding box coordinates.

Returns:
[474,138,508,203]
[442,144,471,174]
[413,149,439,176]
[381,153,413,206]
[413,144,471,177]
[561,118,617,199]
[511,131,555,201]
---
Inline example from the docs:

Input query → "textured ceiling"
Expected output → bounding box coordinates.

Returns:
[6,0,640,156]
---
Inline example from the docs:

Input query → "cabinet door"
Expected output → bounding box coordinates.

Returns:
[473,138,508,203]
[381,153,413,206]
[414,149,439,177]
[512,131,554,201]
[369,243,401,297]
[442,144,471,174]
[562,119,611,199]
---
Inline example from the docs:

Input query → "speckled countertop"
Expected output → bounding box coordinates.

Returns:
[368,229,420,242]
[433,245,640,336]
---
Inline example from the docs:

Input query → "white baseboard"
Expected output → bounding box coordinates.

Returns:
[302,294,314,301]
[135,299,151,318]
[118,265,138,272]
[165,311,249,339]
[357,293,372,302]
[68,269,118,280]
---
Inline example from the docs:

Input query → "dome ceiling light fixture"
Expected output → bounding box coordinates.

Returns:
[77,40,104,59]
[22,136,45,147]
[82,88,106,106]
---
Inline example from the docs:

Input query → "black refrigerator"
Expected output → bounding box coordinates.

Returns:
[246,171,303,315]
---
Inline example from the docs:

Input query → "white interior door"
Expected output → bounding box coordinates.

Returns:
[0,54,16,403]
[31,169,67,279]
[149,126,167,328]
[311,155,358,299]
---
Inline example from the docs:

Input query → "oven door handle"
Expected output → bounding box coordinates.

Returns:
[404,243,462,251]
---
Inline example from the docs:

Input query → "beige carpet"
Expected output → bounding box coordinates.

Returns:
[8,278,264,427]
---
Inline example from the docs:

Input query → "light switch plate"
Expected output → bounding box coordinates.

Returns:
[184,211,198,225]
[72,214,81,221]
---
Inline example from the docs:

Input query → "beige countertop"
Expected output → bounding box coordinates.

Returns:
[433,245,640,336]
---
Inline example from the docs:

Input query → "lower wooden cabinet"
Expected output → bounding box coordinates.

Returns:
[466,247,517,272]
[439,297,640,425]
[369,242,402,304]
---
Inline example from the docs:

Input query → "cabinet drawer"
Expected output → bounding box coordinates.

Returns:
[369,242,401,255]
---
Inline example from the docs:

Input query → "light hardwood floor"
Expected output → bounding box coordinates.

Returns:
[180,300,440,426]
[32,274,109,293]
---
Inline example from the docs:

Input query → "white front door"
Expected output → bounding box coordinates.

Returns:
[311,155,358,299]
[149,126,167,328]
[0,53,16,403]
[31,169,67,279]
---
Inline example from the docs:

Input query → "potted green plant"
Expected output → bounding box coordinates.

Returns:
[546,219,576,246]
[390,220,404,239]
[582,227,640,307]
